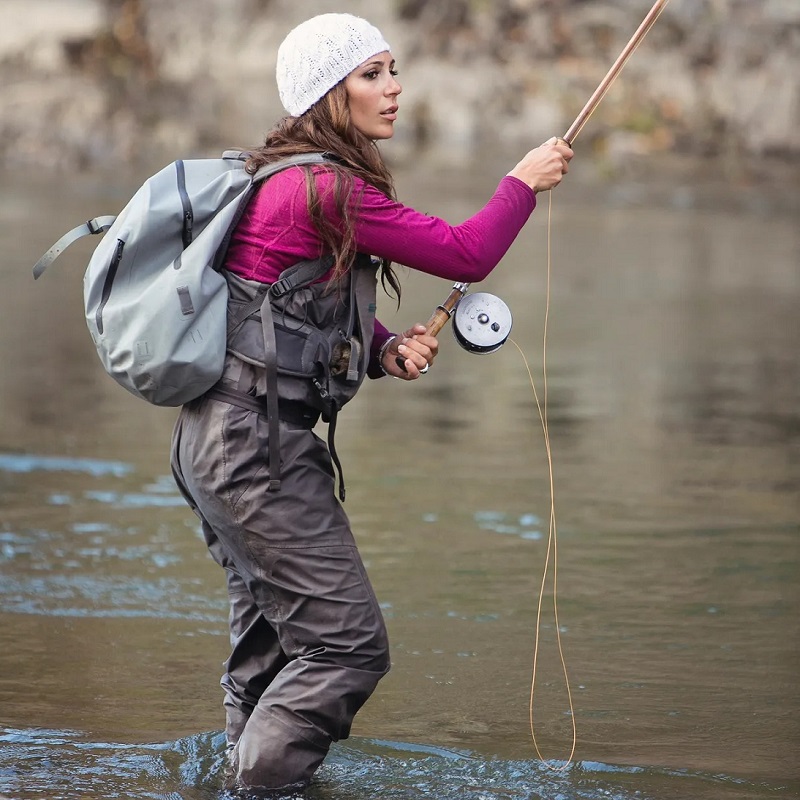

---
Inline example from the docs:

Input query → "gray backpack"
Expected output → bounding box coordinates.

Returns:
[33,151,328,406]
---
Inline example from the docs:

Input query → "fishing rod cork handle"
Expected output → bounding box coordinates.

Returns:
[394,282,469,371]
[425,305,456,338]
[425,282,469,336]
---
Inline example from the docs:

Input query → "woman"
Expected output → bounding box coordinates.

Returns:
[171,12,573,793]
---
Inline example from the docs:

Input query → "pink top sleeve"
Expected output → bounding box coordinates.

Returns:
[224,166,537,375]
[323,172,536,282]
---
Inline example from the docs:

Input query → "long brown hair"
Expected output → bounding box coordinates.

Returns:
[246,82,401,300]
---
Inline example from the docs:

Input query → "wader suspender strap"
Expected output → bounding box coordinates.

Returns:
[267,256,348,503]
[259,291,282,493]
[344,269,361,382]
[324,257,378,502]
[348,256,377,381]
[326,408,345,502]
[206,284,316,495]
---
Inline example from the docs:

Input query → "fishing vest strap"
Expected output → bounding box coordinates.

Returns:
[225,256,335,336]
[205,385,320,428]
[203,385,347,502]
[269,255,335,299]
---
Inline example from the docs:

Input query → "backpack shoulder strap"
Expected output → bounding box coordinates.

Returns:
[250,152,330,184]
[270,255,335,298]
[33,153,333,281]
[210,152,333,273]
[33,216,116,280]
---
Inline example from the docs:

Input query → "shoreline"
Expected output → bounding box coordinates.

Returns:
[3,148,797,222]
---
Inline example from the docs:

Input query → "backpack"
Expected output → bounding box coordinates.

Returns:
[33,150,329,406]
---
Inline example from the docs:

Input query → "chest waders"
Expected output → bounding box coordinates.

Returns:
[205,254,379,501]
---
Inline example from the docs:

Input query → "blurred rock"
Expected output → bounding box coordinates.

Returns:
[0,0,797,173]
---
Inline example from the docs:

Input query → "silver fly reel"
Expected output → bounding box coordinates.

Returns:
[452,292,513,354]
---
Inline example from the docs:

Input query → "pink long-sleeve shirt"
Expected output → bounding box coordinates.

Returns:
[224,166,536,374]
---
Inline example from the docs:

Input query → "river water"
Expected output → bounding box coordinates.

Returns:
[0,157,798,800]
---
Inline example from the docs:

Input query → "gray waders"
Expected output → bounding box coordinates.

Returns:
[170,258,389,791]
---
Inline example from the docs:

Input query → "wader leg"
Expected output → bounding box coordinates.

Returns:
[171,399,391,791]
[221,568,288,745]
[172,410,288,748]
[230,541,391,789]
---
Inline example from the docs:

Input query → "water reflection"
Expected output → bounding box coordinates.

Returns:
[0,161,798,799]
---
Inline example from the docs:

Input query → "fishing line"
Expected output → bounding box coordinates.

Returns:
[510,0,671,766]
[420,0,671,769]
[509,193,576,769]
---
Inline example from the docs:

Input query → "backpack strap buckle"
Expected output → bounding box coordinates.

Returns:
[270,277,294,298]
[33,215,117,280]
[86,217,111,235]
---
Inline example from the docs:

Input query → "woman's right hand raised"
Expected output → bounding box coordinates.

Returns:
[508,137,574,193]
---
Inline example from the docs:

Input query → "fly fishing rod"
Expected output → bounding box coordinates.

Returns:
[419,0,671,353]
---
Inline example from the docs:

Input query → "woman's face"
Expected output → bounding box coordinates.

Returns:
[344,52,402,140]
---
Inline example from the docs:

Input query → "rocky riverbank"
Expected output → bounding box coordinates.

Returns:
[2,0,799,176]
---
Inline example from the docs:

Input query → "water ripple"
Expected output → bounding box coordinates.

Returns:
[473,510,544,541]
[0,574,226,621]
[0,452,133,477]
[0,726,790,800]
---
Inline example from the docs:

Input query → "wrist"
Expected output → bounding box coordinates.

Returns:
[377,334,398,376]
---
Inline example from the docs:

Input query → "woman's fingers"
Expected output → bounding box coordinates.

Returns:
[391,326,439,380]
[507,138,574,192]
[398,338,432,367]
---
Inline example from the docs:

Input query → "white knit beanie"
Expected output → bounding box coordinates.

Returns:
[276,13,392,117]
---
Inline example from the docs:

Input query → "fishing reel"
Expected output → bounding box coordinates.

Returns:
[451,291,513,354]
[423,282,513,356]
[397,283,512,372]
